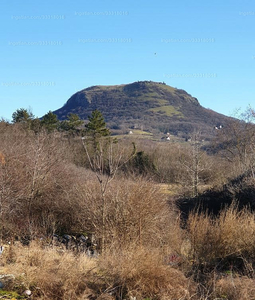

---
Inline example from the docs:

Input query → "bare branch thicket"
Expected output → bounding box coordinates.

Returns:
[177,132,214,197]
[214,106,255,177]
[76,178,182,252]
[81,135,136,251]
[0,125,85,239]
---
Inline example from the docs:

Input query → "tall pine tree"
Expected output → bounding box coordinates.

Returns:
[85,109,110,138]
[41,111,59,132]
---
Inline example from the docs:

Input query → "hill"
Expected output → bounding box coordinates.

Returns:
[53,81,231,139]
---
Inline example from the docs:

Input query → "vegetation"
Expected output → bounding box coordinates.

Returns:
[12,108,34,124]
[59,113,83,133]
[0,107,255,299]
[11,108,84,135]
[40,110,59,132]
[149,105,184,117]
[53,81,231,138]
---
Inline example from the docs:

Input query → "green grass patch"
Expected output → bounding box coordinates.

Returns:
[149,105,184,117]
[0,290,25,299]
[156,99,169,105]
[160,85,176,93]
[135,92,159,100]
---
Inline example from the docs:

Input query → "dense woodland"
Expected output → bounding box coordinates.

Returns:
[0,107,255,299]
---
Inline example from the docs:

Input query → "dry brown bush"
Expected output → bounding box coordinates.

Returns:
[75,177,184,252]
[214,276,255,300]
[98,246,195,300]
[139,140,231,194]
[0,123,184,253]
[187,204,255,269]
[3,241,97,300]
[1,241,197,300]
[0,125,91,238]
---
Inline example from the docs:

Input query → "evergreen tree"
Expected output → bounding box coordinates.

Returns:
[60,113,83,132]
[12,108,34,124]
[84,109,111,155]
[41,111,59,132]
[67,113,83,130]
[85,109,110,138]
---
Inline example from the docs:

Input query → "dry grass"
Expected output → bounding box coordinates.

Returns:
[3,241,98,300]
[2,201,255,299]
[214,276,255,300]
[187,203,255,269]
[97,246,195,300]
[1,241,196,300]
[77,178,184,252]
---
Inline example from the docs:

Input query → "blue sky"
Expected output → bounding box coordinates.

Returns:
[1,0,255,121]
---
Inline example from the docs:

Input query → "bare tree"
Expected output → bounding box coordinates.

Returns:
[81,110,136,251]
[214,106,255,177]
[177,132,212,197]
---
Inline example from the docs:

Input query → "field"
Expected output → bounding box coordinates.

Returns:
[0,116,255,299]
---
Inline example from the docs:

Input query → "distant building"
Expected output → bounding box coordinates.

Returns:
[162,132,171,141]
[214,125,223,130]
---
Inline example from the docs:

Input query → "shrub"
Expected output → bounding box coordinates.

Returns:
[187,204,255,271]
[98,246,194,300]
[0,125,90,238]
[214,276,255,300]
[4,241,97,300]
[76,178,183,252]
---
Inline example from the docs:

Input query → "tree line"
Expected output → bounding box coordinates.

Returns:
[11,108,84,134]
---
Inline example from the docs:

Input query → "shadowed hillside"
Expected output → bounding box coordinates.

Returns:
[177,170,255,220]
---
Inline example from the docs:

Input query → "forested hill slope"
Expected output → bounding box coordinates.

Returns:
[53,81,231,137]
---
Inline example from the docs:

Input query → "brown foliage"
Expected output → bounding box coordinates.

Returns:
[2,241,196,300]
[99,246,195,300]
[0,125,86,238]
[4,241,97,300]
[187,204,255,269]
[214,276,255,300]
[75,178,183,251]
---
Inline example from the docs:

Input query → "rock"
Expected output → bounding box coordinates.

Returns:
[24,289,32,296]
[0,274,15,289]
